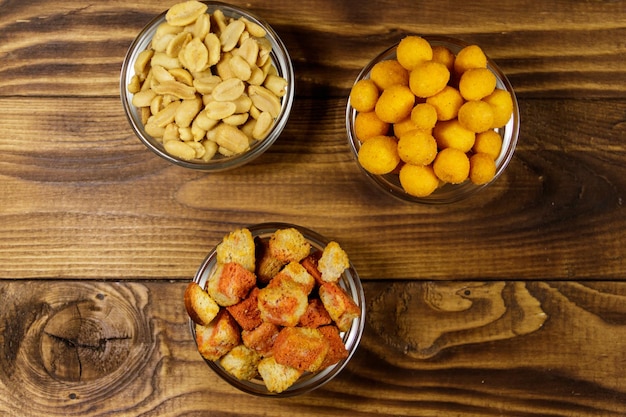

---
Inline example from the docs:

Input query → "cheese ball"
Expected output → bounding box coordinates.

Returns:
[370,59,409,90]
[457,100,494,133]
[459,68,496,101]
[433,119,475,153]
[357,135,400,175]
[397,35,433,70]
[399,164,440,197]
[409,61,450,98]
[375,85,415,123]
[431,45,455,72]
[397,129,438,166]
[433,147,470,184]
[349,79,380,112]
[410,102,438,130]
[393,117,420,138]
[426,86,464,121]
[473,129,503,160]
[354,111,390,142]
[482,88,514,128]
[454,44,487,74]
[469,152,497,185]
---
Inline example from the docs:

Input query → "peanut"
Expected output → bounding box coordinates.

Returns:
[214,123,250,154]
[165,0,208,27]
[212,78,245,102]
[164,139,196,160]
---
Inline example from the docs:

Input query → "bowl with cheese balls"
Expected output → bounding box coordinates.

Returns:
[184,223,366,396]
[346,35,520,203]
[121,0,294,171]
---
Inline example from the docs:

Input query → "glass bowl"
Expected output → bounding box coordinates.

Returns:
[346,35,520,204]
[120,1,294,171]
[190,222,366,396]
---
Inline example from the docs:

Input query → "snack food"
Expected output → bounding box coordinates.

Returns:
[185,226,362,394]
[126,0,289,162]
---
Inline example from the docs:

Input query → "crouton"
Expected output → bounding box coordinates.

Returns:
[273,327,329,373]
[279,261,315,294]
[319,282,361,332]
[216,228,256,272]
[258,277,308,327]
[195,310,241,361]
[300,250,323,284]
[207,262,256,307]
[220,344,261,381]
[318,325,349,368]
[299,298,333,328]
[184,281,220,326]
[317,241,350,283]
[255,238,286,284]
[226,287,263,331]
[257,356,303,394]
[242,321,280,356]
[269,227,311,263]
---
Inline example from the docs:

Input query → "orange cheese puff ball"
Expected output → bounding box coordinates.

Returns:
[469,152,497,185]
[358,135,400,175]
[482,88,514,128]
[349,79,379,112]
[409,61,450,98]
[375,84,415,123]
[433,119,475,153]
[397,130,437,166]
[431,45,455,72]
[410,102,438,130]
[370,59,409,90]
[399,164,440,197]
[433,147,470,184]
[354,111,390,142]
[454,44,487,74]
[426,86,464,121]
[397,35,433,70]
[473,129,503,160]
[457,100,495,133]
[393,116,420,139]
[459,68,496,101]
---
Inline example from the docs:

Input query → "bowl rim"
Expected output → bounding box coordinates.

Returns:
[345,35,520,204]
[190,222,366,397]
[120,1,295,171]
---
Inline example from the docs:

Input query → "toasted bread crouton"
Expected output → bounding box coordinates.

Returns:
[195,310,241,361]
[220,344,261,381]
[216,228,256,272]
[273,327,329,373]
[319,282,361,332]
[255,238,286,284]
[184,281,220,326]
[257,356,303,394]
[207,262,256,307]
[279,261,315,294]
[269,227,311,263]
[226,287,263,331]
[299,298,333,328]
[318,325,349,368]
[300,250,323,284]
[242,321,280,356]
[317,241,350,283]
[258,277,308,327]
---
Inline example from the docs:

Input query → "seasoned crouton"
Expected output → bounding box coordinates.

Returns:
[207,262,256,307]
[319,282,361,332]
[184,281,220,326]
[317,241,350,283]
[242,321,280,356]
[269,227,311,263]
[220,344,261,381]
[300,250,323,284]
[273,327,329,373]
[258,277,308,327]
[299,298,333,328]
[257,356,303,394]
[226,287,263,331]
[195,310,241,361]
[279,261,315,294]
[216,228,256,272]
[318,325,349,368]
[255,238,285,284]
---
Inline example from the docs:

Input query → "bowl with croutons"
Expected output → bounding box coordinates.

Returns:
[346,35,520,203]
[184,223,365,396]
[121,1,294,171]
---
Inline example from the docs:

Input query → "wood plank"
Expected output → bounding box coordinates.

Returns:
[1,280,625,416]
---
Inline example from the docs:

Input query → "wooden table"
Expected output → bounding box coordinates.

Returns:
[2,0,626,415]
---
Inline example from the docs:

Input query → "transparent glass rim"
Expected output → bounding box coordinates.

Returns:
[345,35,520,204]
[120,1,295,171]
[190,222,366,397]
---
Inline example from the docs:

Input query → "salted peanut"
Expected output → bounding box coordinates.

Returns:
[152,65,175,84]
[151,51,181,70]
[216,52,236,80]
[131,89,156,107]
[213,123,250,154]
[249,85,281,118]
[232,94,252,113]
[187,140,206,158]
[134,49,154,77]
[193,109,219,131]
[140,107,151,125]
[179,126,193,142]
[264,74,287,98]
[229,55,252,81]
[140,70,154,90]
[249,104,261,120]
[252,111,273,140]
[241,17,267,38]
[205,101,236,120]
[240,118,256,139]
[168,67,193,86]
[220,19,246,52]
[248,66,266,86]
[149,100,181,127]
[204,33,221,67]
[193,75,221,95]
[212,9,228,33]
[212,78,245,102]
[180,37,209,73]
[150,95,163,116]
[235,38,260,66]
[190,123,206,141]
[152,33,176,53]
[256,38,272,67]
[164,139,196,160]
[187,12,211,40]
[165,0,208,26]
[218,146,236,157]
[152,80,196,100]
[202,140,218,161]
[145,122,165,138]
[166,31,192,58]
[175,97,203,128]
[154,22,183,42]
[223,113,249,126]
[127,75,142,94]
[162,123,180,142]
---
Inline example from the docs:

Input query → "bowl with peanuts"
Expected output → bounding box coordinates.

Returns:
[184,223,366,396]
[346,35,520,203]
[121,1,294,171]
